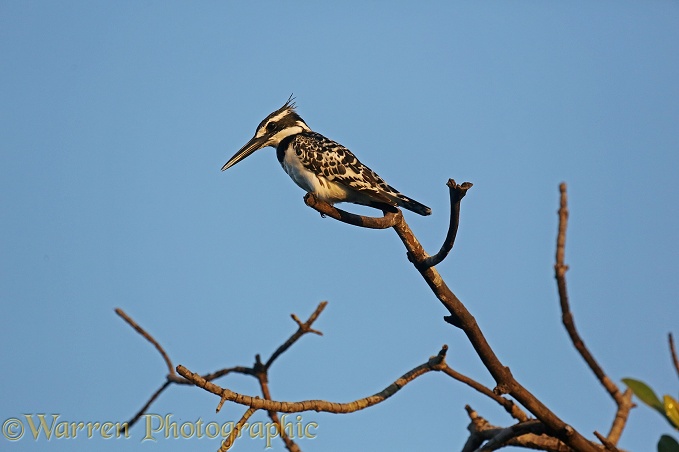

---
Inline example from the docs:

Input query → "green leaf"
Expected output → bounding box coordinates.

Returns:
[623,378,664,412]
[665,395,679,430]
[658,434,679,452]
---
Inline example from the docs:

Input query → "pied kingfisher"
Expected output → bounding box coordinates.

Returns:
[222,97,431,216]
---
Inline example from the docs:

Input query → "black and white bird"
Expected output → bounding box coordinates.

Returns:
[222,97,431,216]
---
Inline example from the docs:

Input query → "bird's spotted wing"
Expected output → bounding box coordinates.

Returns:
[294,132,398,206]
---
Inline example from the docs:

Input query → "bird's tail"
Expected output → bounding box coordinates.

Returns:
[396,196,432,216]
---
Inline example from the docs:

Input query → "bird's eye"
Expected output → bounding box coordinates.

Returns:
[266,122,276,132]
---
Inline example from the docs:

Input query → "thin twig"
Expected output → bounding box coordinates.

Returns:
[554,183,623,405]
[670,333,679,381]
[256,372,301,452]
[261,302,327,452]
[419,179,473,268]
[462,406,490,452]
[199,366,256,382]
[118,301,327,450]
[177,346,449,414]
[594,431,620,451]
[219,406,257,451]
[606,388,634,446]
[462,406,568,452]
[477,419,546,451]
[441,365,528,422]
[116,307,175,375]
[266,301,327,369]
[125,380,172,428]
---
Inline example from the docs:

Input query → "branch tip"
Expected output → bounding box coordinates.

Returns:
[115,308,175,376]
[670,333,679,379]
[418,178,473,269]
[554,184,623,406]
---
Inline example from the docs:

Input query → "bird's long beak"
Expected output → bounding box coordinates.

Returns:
[221,135,269,171]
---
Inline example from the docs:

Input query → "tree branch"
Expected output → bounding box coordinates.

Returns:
[117,301,326,452]
[116,307,175,376]
[419,179,473,268]
[478,419,546,451]
[593,431,620,452]
[219,406,257,452]
[304,180,473,268]
[552,182,636,448]
[124,381,172,428]
[265,301,327,369]
[305,181,601,451]
[177,346,449,414]
[606,388,634,446]
[462,406,571,452]
[670,333,679,381]
[554,183,624,407]
[304,193,397,229]
[441,364,528,422]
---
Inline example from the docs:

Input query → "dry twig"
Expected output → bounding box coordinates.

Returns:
[219,407,256,451]
[441,365,528,422]
[462,406,569,452]
[117,302,327,451]
[554,184,623,404]
[670,333,679,380]
[115,308,175,376]
[177,346,449,414]
[554,183,633,446]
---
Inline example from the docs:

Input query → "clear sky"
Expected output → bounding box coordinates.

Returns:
[1,2,678,451]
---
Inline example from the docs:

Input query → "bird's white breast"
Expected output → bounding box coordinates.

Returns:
[280,145,350,204]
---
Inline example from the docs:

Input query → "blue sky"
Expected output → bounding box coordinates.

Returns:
[1,2,678,451]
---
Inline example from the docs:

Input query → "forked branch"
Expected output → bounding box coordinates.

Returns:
[305,180,601,451]
[462,406,568,452]
[117,300,327,450]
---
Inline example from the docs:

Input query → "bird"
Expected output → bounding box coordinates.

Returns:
[222,96,431,216]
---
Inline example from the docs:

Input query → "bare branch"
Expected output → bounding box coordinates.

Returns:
[118,301,327,452]
[389,205,599,449]
[219,406,257,452]
[462,406,490,452]
[478,419,546,451]
[594,431,620,452]
[266,301,327,369]
[256,301,331,452]
[463,406,571,452]
[554,183,623,405]
[670,333,679,381]
[304,193,398,228]
[256,372,301,452]
[419,179,473,268]
[441,365,528,422]
[177,346,449,414]
[306,181,600,451]
[199,366,256,382]
[116,307,175,376]
[606,388,634,446]
[125,380,172,428]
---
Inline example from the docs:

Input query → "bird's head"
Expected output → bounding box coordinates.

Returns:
[222,96,311,171]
